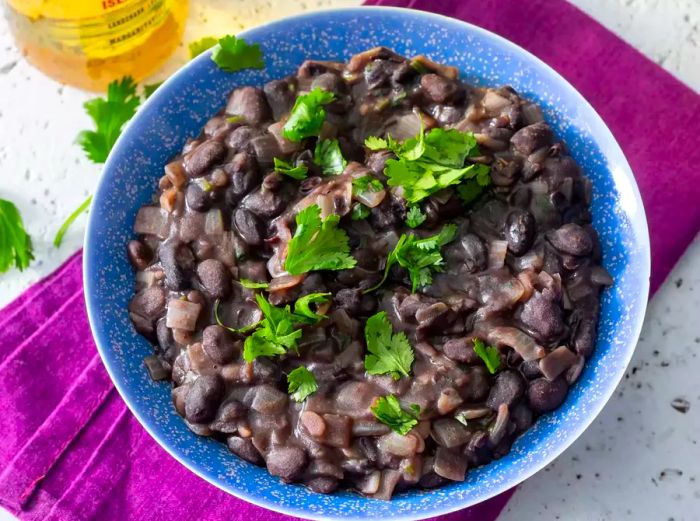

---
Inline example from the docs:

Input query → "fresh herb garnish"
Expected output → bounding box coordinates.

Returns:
[284,204,356,275]
[294,292,331,322]
[365,224,458,294]
[273,157,308,180]
[370,394,420,435]
[405,206,426,228]
[365,124,488,204]
[282,88,335,142]
[473,338,501,374]
[226,115,245,124]
[287,366,318,402]
[143,81,163,99]
[314,138,346,175]
[243,293,304,362]
[364,311,414,380]
[239,278,269,289]
[350,203,370,221]
[188,36,219,59]
[0,198,33,273]
[210,35,265,72]
[352,175,384,195]
[213,298,262,334]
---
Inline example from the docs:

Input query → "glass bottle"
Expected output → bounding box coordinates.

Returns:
[4,0,189,91]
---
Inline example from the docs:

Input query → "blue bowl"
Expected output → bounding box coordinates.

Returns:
[84,6,650,520]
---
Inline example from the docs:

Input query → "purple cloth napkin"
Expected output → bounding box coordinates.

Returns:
[1,2,699,520]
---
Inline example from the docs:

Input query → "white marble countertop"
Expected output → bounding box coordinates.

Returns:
[0,1,698,520]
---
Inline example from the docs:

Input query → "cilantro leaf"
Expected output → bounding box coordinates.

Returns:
[243,293,304,362]
[294,292,331,322]
[76,76,141,164]
[287,366,318,402]
[364,136,388,150]
[282,88,335,142]
[0,198,33,272]
[214,299,262,334]
[406,206,426,228]
[365,224,458,294]
[188,36,219,59]
[284,204,356,275]
[473,338,501,374]
[351,203,370,221]
[352,175,384,196]
[210,35,265,72]
[273,157,308,180]
[314,139,347,175]
[143,81,163,99]
[239,278,269,289]
[370,395,419,435]
[226,115,245,124]
[364,311,414,380]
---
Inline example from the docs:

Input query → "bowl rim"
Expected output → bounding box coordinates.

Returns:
[84,5,650,520]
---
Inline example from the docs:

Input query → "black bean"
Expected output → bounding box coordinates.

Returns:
[185,183,212,212]
[444,233,487,273]
[128,286,166,320]
[186,140,226,177]
[225,87,271,125]
[420,73,460,103]
[461,366,491,402]
[127,240,153,270]
[227,436,263,465]
[202,325,238,364]
[226,126,257,152]
[241,187,286,218]
[527,377,568,413]
[510,401,534,433]
[364,59,393,89]
[184,374,224,423]
[266,446,307,482]
[441,337,479,364]
[311,72,346,94]
[358,437,379,464]
[547,223,593,256]
[264,78,296,120]
[510,122,554,155]
[232,208,264,246]
[261,172,283,192]
[519,291,565,344]
[334,288,363,316]
[520,359,543,380]
[160,242,190,291]
[306,476,339,494]
[300,176,323,194]
[486,370,525,410]
[505,209,535,256]
[196,259,231,299]
[366,150,393,177]
[569,309,598,358]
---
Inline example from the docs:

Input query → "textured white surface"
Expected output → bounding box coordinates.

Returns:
[0,0,698,520]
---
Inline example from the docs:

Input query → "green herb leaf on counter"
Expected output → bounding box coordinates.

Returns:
[273,157,308,180]
[282,87,335,142]
[77,76,141,164]
[284,204,356,275]
[314,138,346,175]
[405,206,426,228]
[210,35,265,72]
[239,278,269,289]
[473,338,501,374]
[365,124,488,204]
[350,203,370,221]
[370,394,419,436]
[213,299,262,334]
[364,311,414,380]
[287,366,319,402]
[0,198,34,273]
[294,292,331,323]
[365,223,458,294]
[143,81,163,99]
[243,293,303,362]
[188,36,219,59]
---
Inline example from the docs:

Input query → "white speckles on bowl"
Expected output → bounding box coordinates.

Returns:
[84,7,649,521]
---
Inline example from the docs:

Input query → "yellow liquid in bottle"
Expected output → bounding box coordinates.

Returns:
[5,0,189,91]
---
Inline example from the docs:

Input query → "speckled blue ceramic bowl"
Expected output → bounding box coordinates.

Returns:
[84,7,650,520]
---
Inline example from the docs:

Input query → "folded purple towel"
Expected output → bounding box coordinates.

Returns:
[1,1,698,520]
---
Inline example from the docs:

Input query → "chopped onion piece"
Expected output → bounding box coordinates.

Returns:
[268,274,305,292]
[355,188,386,208]
[540,346,578,381]
[205,208,224,235]
[485,326,545,361]
[487,240,508,269]
[166,299,202,331]
[134,206,169,239]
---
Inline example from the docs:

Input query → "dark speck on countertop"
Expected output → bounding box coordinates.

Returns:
[671,398,690,413]
[675,278,683,288]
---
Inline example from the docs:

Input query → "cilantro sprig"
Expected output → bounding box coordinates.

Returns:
[283,88,335,142]
[294,292,331,322]
[473,338,502,374]
[365,124,490,204]
[284,204,356,275]
[314,138,346,175]
[239,278,269,289]
[273,157,308,180]
[364,311,414,380]
[188,36,219,59]
[287,366,318,402]
[406,206,426,228]
[371,394,420,436]
[0,199,33,273]
[365,224,458,294]
[210,35,265,72]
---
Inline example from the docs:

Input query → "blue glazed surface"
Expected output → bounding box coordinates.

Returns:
[84,7,650,521]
